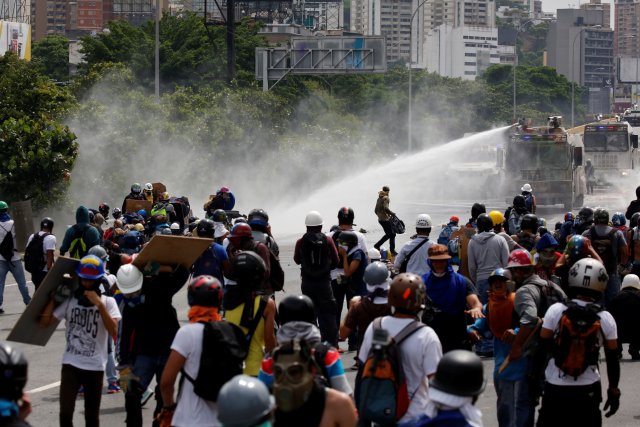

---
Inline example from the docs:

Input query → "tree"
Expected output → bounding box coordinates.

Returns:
[31,34,70,82]
[0,53,78,209]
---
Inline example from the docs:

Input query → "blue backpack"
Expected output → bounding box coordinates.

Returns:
[192,243,225,285]
[524,193,534,213]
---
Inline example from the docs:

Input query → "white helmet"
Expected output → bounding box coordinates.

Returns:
[368,247,381,261]
[116,264,144,294]
[521,183,532,192]
[415,214,433,229]
[305,211,323,227]
[621,274,640,291]
[568,258,608,296]
[170,222,180,230]
[144,183,153,191]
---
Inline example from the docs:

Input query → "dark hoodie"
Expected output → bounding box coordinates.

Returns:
[60,206,101,257]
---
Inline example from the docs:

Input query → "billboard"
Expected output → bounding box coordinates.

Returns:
[0,21,31,60]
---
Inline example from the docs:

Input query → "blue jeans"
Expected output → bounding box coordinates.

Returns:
[495,377,535,427]
[475,278,494,354]
[0,259,31,306]
[125,354,168,427]
[106,337,117,383]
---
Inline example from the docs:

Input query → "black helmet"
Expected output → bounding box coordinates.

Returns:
[188,275,223,307]
[40,217,54,230]
[578,207,594,224]
[98,203,110,217]
[471,203,486,219]
[429,350,485,397]
[520,214,539,232]
[212,209,227,223]
[336,230,358,249]
[476,213,493,232]
[112,207,122,219]
[248,208,269,227]
[337,207,355,224]
[0,341,28,401]
[233,251,266,290]
[593,207,609,225]
[513,195,526,209]
[631,212,640,229]
[278,295,317,326]
[197,218,215,238]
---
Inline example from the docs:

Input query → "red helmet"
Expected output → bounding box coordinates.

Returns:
[230,223,252,238]
[219,186,230,193]
[506,249,532,268]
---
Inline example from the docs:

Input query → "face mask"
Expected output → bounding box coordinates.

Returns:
[339,245,348,252]
[489,289,508,300]
[273,352,314,412]
[432,271,446,277]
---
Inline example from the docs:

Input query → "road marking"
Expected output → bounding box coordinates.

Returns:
[5,281,33,287]
[27,381,60,394]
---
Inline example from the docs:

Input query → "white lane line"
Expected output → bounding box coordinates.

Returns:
[27,381,60,394]
[5,281,33,287]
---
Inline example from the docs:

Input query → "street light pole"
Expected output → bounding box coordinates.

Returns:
[407,0,430,152]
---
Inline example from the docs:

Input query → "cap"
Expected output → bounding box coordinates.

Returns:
[428,244,451,260]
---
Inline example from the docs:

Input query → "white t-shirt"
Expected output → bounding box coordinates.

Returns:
[542,300,617,386]
[26,231,57,271]
[170,323,221,427]
[358,316,442,423]
[53,295,121,371]
[0,220,19,262]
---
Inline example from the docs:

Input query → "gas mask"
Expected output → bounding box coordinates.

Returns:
[273,343,315,412]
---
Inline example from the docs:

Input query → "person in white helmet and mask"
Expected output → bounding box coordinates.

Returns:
[394,214,436,276]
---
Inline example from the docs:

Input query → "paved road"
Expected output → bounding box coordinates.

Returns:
[2,196,640,426]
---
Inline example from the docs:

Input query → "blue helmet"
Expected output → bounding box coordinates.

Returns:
[137,209,147,218]
[76,255,106,280]
[612,212,626,227]
[488,268,511,284]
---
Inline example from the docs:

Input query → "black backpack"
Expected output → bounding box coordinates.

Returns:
[589,227,618,273]
[181,298,267,401]
[503,206,513,235]
[300,232,332,279]
[24,232,49,273]
[0,223,15,261]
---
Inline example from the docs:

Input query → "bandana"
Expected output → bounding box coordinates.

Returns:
[188,306,222,323]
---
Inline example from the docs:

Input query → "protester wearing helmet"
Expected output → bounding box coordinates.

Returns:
[512,214,540,252]
[203,186,236,216]
[520,183,536,214]
[259,295,353,395]
[406,350,486,427]
[24,217,57,290]
[0,341,32,426]
[294,211,340,346]
[271,339,357,427]
[534,258,621,426]
[151,194,177,228]
[394,214,436,276]
[248,208,280,257]
[39,255,121,426]
[574,207,594,235]
[217,375,275,427]
[581,207,628,306]
[489,210,519,251]
[0,201,30,312]
[143,183,154,203]
[467,268,530,427]
[158,275,225,426]
[224,252,277,376]
[339,262,392,362]
[422,244,483,354]
[115,259,190,426]
[192,219,230,286]
[612,212,626,232]
[98,203,110,220]
[437,215,460,248]
[121,183,146,213]
[226,223,271,290]
[534,233,561,281]
[507,195,529,235]
[557,212,576,252]
[358,273,443,423]
[506,249,566,364]
[336,230,369,297]
[373,186,397,256]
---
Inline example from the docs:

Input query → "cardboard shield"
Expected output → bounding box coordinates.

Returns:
[125,199,152,215]
[7,257,79,346]
[132,235,214,270]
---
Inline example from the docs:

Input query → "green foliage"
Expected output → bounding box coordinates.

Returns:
[31,35,70,82]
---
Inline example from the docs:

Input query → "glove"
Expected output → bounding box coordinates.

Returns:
[117,366,139,394]
[603,387,621,418]
[52,275,75,305]
[156,406,175,427]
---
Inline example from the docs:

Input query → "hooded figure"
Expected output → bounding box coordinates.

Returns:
[468,231,510,286]
[60,206,101,259]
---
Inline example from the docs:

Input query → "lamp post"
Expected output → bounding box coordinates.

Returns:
[571,25,601,127]
[407,0,430,152]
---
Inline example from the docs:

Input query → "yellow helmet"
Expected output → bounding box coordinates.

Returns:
[488,210,504,226]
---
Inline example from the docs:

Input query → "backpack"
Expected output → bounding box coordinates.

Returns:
[24,232,49,273]
[182,298,267,401]
[192,243,224,284]
[358,318,425,426]
[0,223,15,261]
[503,206,513,235]
[525,278,566,317]
[181,321,249,401]
[299,232,332,279]
[447,236,461,266]
[390,216,406,234]
[398,238,429,274]
[524,193,534,212]
[68,224,91,259]
[552,301,603,380]
[437,225,454,246]
[267,246,285,292]
[589,227,618,272]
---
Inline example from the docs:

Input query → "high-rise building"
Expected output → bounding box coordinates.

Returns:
[455,0,495,28]
[581,0,610,30]
[615,0,640,58]
[31,0,66,39]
